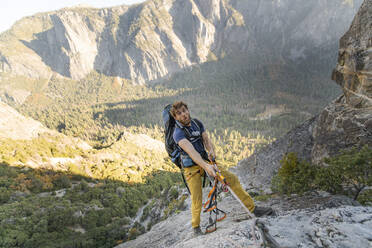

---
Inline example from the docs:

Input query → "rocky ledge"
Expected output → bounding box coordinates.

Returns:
[118,190,371,248]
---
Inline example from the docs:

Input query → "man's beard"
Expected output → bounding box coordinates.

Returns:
[179,115,191,126]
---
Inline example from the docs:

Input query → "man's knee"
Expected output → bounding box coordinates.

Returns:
[221,169,238,185]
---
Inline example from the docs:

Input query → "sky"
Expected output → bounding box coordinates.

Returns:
[0,0,147,33]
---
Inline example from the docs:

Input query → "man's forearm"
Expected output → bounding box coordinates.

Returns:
[178,139,216,177]
[203,133,215,158]
[187,148,212,171]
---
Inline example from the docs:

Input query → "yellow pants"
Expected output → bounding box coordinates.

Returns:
[184,165,255,228]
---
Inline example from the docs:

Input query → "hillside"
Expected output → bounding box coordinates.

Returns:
[0,0,362,83]
[0,100,48,140]
[0,0,363,144]
[0,102,186,247]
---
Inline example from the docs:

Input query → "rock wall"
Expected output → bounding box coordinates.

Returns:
[312,0,372,163]
[0,0,362,84]
[118,189,371,248]
[234,0,372,191]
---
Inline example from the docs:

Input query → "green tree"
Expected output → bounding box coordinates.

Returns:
[316,145,372,200]
[0,187,11,203]
[271,152,317,195]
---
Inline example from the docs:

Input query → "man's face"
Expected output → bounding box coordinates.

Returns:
[174,106,191,126]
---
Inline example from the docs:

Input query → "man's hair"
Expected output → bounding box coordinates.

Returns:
[170,101,188,118]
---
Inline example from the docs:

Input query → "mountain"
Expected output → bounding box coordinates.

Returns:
[0,0,363,143]
[0,0,362,84]
[233,0,372,192]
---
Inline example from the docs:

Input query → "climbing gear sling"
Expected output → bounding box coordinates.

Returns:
[203,158,263,246]
[203,170,227,233]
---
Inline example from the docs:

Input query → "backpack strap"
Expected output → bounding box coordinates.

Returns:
[175,119,203,140]
[192,118,202,131]
[180,167,191,194]
[175,120,192,140]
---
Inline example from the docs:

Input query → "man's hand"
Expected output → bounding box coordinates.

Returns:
[204,164,217,178]
[178,138,217,178]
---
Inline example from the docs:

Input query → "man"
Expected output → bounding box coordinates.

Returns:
[170,101,274,235]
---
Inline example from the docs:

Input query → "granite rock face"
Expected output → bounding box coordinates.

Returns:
[0,0,362,84]
[332,0,372,108]
[234,0,372,191]
[312,0,372,163]
[118,190,371,248]
[232,116,317,193]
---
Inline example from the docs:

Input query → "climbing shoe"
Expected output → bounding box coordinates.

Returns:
[193,226,203,237]
[253,206,275,217]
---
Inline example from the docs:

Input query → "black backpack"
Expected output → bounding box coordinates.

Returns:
[162,104,204,167]
[162,104,182,168]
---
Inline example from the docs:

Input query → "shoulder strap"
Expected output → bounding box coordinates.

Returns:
[192,119,202,134]
[175,119,203,144]
[175,120,192,140]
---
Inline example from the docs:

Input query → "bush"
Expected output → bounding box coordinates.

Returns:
[53,174,71,189]
[47,207,74,232]
[271,152,317,195]
[357,189,372,205]
[82,210,99,229]
[168,187,179,200]
[0,187,11,203]
[272,146,372,202]
[316,145,372,200]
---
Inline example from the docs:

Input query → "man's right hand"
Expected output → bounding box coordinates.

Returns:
[178,138,217,178]
[204,164,217,178]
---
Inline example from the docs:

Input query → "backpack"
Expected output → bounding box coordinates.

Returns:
[162,104,182,168]
[162,104,204,168]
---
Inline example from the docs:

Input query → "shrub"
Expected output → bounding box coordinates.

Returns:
[0,187,11,203]
[357,189,372,206]
[127,227,139,241]
[168,187,179,200]
[272,146,372,202]
[271,152,317,195]
[53,174,71,189]
[82,210,99,229]
[47,207,74,232]
[316,145,372,200]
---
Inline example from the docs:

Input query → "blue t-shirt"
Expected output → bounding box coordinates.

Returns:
[173,119,206,166]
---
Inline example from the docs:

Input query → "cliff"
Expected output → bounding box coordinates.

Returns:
[0,0,362,84]
[233,0,372,192]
